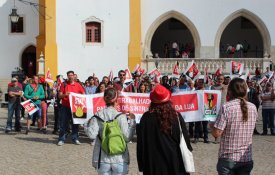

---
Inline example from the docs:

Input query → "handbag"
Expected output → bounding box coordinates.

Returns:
[177,117,195,173]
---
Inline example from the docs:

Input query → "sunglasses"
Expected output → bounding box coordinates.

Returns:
[119,74,126,76]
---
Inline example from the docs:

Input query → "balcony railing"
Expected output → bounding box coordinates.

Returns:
[141,57,272,74]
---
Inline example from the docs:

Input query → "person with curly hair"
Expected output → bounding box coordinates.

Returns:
[137,84,192,175]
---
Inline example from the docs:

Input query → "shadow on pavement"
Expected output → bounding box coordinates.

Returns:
[15,137,57,144]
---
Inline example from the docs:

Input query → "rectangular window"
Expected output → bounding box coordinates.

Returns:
[86,22,101,43]
[11,17,24,33]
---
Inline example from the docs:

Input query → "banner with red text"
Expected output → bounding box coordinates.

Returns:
[21,100,39,115]
[69,90,221,124]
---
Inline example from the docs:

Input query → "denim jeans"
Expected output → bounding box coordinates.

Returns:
[97,163,128,175]
[217,158,253,175]
[262,109,275,134]
[6,102,21,130]
[58,106,79,142]
[27,103,42,120]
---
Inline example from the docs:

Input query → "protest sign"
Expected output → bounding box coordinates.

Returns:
[69,90,221,124]
[21,99,39,115]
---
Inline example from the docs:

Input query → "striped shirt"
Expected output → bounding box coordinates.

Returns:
[261,92,275,109]
[214,99,258,162]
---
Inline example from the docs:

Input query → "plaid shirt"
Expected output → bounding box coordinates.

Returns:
[214,99,258,162]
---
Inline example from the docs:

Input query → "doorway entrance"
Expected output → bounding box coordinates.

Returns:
[21,45,36,77]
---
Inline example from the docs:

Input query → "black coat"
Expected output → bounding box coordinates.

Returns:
[137,112,192,175]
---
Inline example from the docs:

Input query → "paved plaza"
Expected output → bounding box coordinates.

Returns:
[0,107,274,175]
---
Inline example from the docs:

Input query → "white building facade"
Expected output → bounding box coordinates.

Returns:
[0,0,275,81]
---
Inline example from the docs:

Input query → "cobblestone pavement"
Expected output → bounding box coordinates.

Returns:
[0,107,274,175]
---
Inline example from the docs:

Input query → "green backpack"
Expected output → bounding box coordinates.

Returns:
[94,113,127,155]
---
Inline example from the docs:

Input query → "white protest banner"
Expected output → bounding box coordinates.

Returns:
[171,91,203,122]
[69,91,221,124]
[69,93,92,124]
[21,99,39,115]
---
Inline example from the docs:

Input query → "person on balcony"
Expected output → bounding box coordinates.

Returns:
[235,42,244,58]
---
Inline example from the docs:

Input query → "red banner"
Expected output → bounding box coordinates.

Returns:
[171,93,198,112]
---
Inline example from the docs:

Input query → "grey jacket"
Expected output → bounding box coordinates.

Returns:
[84,106,136,168]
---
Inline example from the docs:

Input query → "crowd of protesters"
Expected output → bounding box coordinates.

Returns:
[4,67,275,137]
[3,65,275,174]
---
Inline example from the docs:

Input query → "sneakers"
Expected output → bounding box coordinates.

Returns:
[25,129,30,135]
[5,128,11,134]
[57,141,64,146]
[73,140,81,145]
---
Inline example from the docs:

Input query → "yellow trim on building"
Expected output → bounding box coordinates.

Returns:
[128,0,142,70]
[36,0,58,80]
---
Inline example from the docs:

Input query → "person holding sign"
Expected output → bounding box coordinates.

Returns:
[57,71,85,146]
[24,75,45,135]
[137,84,192,175]
[84,87,136,174]
[5,77,23,133]
[211,78,257,175]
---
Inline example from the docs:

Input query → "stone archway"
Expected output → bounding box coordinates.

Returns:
[21,45,36,77]
[214,9,271,58]
[143,10,201,58]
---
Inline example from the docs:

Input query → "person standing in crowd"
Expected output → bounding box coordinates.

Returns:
[224,76,231,86]
[193,78,209,143]
[114,70,134,92]
[138,82,148,93]
[161,75,171,90]
[186,79,195,138]
[247,79,261,135]
[24,75,45,134]
[102,76,109,85]
[137,84,192,175]
[52,75,62,134]
[20,75,29,119]
[39,77,51,134]
[179,74,188,91]
[212,78,257,175]
[85,76,97,94]
[260,82,275,135]
[84,88,136,175]
[57,71,85,146]
[95,82,106,94]
[170,77,179,93]
[211,75,228,107]
[5,77,23,133]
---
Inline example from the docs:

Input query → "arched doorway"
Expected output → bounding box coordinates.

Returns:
[220,17,263,58]
[151,18,195,58]
[143,11,201,58]
[215,9,271,58]
[21,45,36,77]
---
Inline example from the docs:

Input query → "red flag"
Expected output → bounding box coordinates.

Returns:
[140,69,145,76]
[185,61,201,80]
[45,68,54,83]
[132,64,141,74]
[215,68,222,76]
[148,69,161,83]
[108,70,113,81]
[125,68,133,80]
[204,67,208,84]
[172,61,180,77]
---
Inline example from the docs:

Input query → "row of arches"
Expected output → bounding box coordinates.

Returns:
[146,9,271,58]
